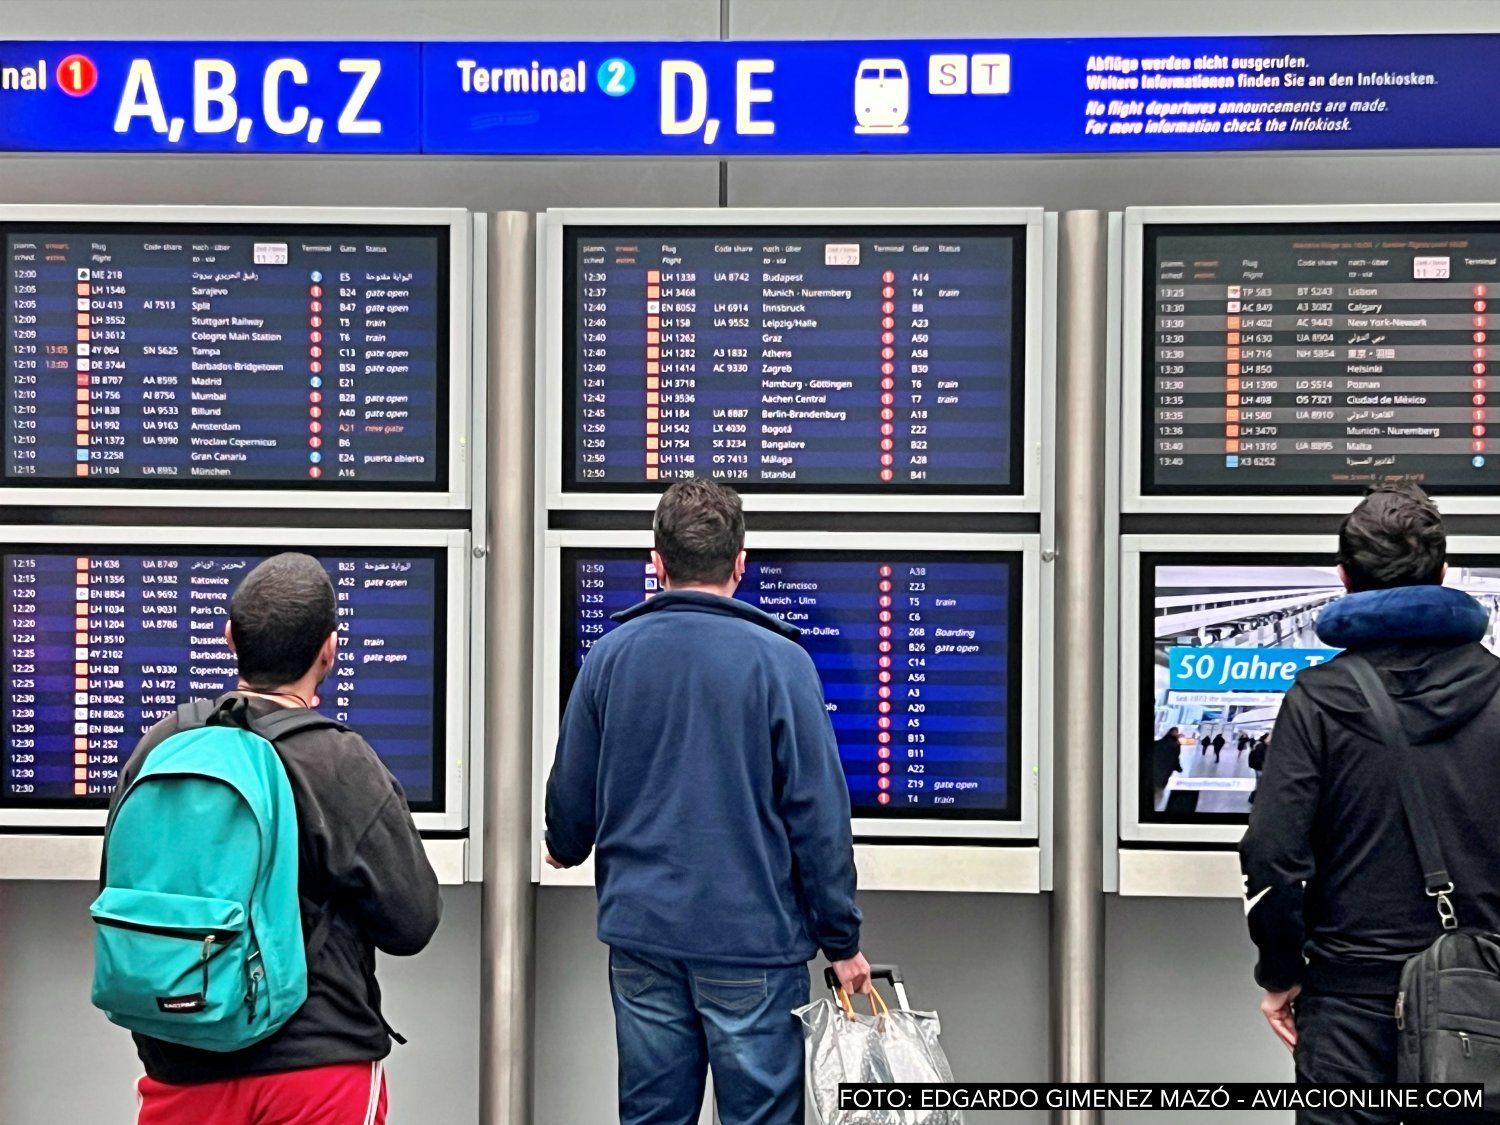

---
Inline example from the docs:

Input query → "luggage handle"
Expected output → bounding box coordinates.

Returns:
[822,963,903,992]
[823,963,909,1012]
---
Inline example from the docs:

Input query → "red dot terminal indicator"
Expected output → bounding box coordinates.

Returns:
[878,762,891,775]
[310,285,323,299]
[880,468,894,481]
[308,466,322,479]
[878,747,891,759]
[877,793,890,806]
[58,54,98,97]
[878,776,891,789]
[1478,300,1490,313]
[1476,284,1490,297]
[1475,363,1488,375]
[880,566,892,577]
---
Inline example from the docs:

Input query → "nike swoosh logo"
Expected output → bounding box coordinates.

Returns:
[1244,886,1270,916]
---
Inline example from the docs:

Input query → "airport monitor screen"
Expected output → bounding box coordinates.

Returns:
[1,546,447,811]
[1138,555,1500,825]
[559,548,1022,821]
[563,225,1026,494]
[4,222,450,490]
[1142,221,1500,497]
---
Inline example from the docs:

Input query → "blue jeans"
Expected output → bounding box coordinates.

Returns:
[608,947,809,1125]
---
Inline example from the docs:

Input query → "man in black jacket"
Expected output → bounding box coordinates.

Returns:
[1241,484,1500,1122]
[114,554,441,1125]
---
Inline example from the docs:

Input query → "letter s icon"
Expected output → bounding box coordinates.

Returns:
[928,53,967,95]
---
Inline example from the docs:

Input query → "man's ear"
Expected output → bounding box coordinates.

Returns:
[1337,564,1353,592]
[320,630,339,672]
[1441,561,1450,584]
[734,549,747,583]
[224,619,237,654]
[650,549,668,588]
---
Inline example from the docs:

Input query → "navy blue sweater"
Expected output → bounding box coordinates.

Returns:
[545,590,862,966]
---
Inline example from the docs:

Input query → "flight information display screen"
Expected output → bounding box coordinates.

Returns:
[563,225,1026,494]
[4,223,450,490]
[560,548,1022,820]
[1138,555,1500,825]
[1,546,447,810]
[1143,222,1500,496]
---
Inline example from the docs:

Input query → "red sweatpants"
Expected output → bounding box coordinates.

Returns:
[137,1061,387,1125]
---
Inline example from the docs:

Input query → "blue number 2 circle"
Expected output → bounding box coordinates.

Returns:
[597,58,636,96]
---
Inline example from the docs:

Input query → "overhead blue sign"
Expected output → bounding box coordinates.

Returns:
[0,35,1496,155]
[1168,646,1340,694]
[0,42,419,153]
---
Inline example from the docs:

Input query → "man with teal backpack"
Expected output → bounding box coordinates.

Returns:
[92,553,441,1125]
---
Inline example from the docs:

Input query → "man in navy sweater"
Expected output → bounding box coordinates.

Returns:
[545,478,868,1125]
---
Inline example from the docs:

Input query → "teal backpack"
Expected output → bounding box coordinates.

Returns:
[91,698,342,1052]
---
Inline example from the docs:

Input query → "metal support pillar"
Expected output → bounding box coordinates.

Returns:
[1050,210,1109,1123]
[479,211,537,1125]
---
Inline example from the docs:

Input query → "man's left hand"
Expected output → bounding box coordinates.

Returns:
[544,851,566,870]
[1260,984,1302,1052]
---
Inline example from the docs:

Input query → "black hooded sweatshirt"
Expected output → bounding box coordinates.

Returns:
[1241,584,1500,996]
[107,693,442,1083]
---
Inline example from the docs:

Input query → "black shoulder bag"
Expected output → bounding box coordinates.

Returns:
[1345,654,1500,1102]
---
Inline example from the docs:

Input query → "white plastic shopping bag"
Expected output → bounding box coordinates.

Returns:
[796,987,963,1125]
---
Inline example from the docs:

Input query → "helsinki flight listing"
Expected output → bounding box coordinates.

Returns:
[1144,220,1500,497]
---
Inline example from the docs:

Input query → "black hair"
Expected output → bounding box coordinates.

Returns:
[1336,482,1446,592]
[228,552,337,686]
[652,479,746,585]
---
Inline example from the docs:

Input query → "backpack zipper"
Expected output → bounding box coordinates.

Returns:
[1461,1032,1473,1059]
[1395,992,1406,1030]
[92,918,238,1004]
[91,917,239,943]
[244,951,265,1024]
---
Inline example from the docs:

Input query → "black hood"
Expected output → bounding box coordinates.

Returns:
[1301,643,1500,744]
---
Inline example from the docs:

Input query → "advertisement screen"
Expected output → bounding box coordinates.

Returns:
[1140,555,1500,825]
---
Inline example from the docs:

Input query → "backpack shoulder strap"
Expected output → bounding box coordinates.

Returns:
[1342,652,1459,930]
[174,698,220,732]
[242,705,348,966]
[248,707,349,744]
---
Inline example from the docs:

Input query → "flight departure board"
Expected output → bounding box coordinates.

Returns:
[0,547,445,811]
[563,225,1025,494]
[1143,222,1500,497]
[1138,554,1500,825]
[559,548,1021,820]
[3,222,449,490]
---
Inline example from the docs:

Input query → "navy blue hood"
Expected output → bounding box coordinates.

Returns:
[1304,584,1500,744]
[1315,584,1488,649]
[611,588,801,639]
